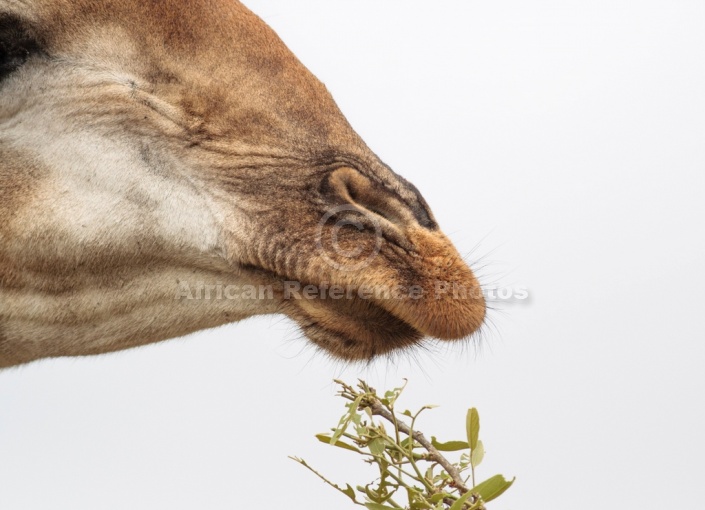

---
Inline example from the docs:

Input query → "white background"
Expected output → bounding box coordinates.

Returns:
[2,1,704,508]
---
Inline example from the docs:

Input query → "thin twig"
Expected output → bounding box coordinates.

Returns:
[366,399,470,494]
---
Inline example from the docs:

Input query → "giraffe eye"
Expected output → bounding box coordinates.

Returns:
[0,14,40,81]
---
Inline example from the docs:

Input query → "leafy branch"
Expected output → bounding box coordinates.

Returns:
[291,379,514,510]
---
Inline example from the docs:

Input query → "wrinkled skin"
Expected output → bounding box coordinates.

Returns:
[0,0,485,367]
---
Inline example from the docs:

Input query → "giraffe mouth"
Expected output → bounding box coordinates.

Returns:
[241,265,424,360]
[238,223,486,360]
[288,285,425,360]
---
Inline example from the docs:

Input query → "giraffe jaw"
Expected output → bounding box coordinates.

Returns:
[283,285,425,361]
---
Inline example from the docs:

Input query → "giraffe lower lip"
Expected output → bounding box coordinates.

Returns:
[239,264,424,359]
[294,295,424,360]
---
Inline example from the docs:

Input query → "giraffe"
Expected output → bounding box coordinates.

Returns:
[0,0,485,368]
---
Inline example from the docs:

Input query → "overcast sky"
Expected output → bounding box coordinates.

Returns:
[1,1,704,509]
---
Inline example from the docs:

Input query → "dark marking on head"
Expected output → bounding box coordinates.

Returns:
[381,162,438,230]
[0,14,42,82]
[402,179,437,230]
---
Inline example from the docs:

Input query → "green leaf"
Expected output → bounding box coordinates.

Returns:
[342,484,357,502]
[368,437,386,457]
[448,490,478,510]
[315,433,361,453]
[400,437,413,450]
[363,484,382,503]
[430,492,451,503]
[406,486,428,510]
[471,474,515,503]
[331,394,363,445]
[351,412,362,425]
[356,424,370,436]
[431,436,470,452]
[380,380,407,407]
[466,408,480,450]
[365,504,397,510]
[470,440,485,468]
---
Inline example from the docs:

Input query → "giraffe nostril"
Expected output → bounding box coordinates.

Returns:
[324,167,412,229]
[348,188,397,224]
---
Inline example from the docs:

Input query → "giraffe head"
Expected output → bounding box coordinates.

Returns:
[0,0,484,365]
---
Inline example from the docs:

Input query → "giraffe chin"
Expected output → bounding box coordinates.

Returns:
[284,290,425,361]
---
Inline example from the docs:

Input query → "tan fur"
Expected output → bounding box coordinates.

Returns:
[0,0,485,367]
